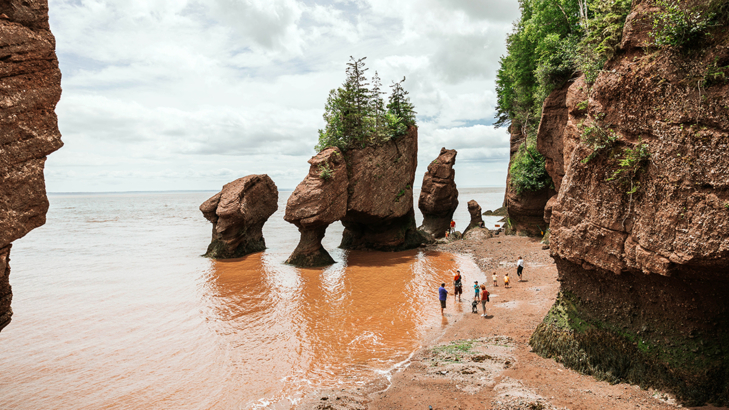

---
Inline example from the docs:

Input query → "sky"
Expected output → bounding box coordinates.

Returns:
[45,0,520,192]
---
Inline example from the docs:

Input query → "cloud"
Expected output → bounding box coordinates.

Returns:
[46,0,516,192]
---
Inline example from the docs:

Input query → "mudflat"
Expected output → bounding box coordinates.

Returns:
[299,235,714,410]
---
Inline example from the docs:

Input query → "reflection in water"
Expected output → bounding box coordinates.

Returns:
[204,250,483,408]
[0,191,498,410]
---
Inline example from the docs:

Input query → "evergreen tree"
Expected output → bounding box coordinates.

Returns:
[342,56,371,145]
[369,71,387,141]
[386,77,416,138]
[316,58,418,152]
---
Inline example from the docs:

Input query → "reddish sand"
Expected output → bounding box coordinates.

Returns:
[299,235,722,410]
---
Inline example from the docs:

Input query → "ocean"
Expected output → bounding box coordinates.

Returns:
[0,187,504,409]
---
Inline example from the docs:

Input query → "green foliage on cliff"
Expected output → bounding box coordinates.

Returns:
[509,144,552,195]
[651,0,729,48]
[495,0,632,137]
[316,57,417,152]
[606,141,651,194]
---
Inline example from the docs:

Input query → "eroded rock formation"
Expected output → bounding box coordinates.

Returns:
[531,2,729,405]
[504,124,554,236]
[418,147,458,239]
[463,200,484,234]
[284,148,348,267]
[340,126,423,251]
[0,1,63,332]
[200,175,278,259]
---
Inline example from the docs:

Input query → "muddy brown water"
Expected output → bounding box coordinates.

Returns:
[0,190,499,409]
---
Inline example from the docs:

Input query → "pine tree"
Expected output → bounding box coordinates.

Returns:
[342,56,371,145]
[316,59,418,152]
[369,71,387,143]
[386,77,417,138]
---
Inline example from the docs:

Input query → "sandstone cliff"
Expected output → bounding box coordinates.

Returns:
[201,175,278,259]
[504,124,554,236]
[0,1,63,332]
[284,148,348,267]
[340,126,423,251]
[418,147,458,239]
[530,2,729,405]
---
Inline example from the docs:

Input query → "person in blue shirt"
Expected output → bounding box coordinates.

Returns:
[438,283,448,315]
[473,281,480,302]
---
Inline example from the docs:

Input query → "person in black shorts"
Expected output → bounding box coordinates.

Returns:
[516,256,524,281]
[453,270,463,302]
[439,283,448,315]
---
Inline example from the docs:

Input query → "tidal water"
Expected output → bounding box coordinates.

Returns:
[0,187,504,409]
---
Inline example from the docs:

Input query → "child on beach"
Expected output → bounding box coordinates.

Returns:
[473,281,480,301]
[504,273,510,288]
[492,272,498,287]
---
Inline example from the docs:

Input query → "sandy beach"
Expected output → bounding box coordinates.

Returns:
[298,234,710,410]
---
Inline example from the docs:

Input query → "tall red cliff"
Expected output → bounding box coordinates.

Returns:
[530,1,729,405]
[0,0,63,331]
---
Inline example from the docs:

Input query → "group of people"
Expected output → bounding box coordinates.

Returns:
[438,256,526,317]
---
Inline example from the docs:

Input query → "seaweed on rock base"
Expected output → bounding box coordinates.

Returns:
[530,290,729,407]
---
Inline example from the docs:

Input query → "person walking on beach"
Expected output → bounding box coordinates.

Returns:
[492,272,498,287]
[473,281,480,301]
[450,220,456,235]
[504,273,511,288]
[439,283,448,315]
[480,284,489,317]
[453,270,463,302]
[516,256,524,281]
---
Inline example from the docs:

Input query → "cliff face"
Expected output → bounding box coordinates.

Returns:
[340,126,423,251]
[504,124,553,236]
[531,1,729,405]
[0,1,63,331]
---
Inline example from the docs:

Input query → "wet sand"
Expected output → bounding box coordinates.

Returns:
[298,234,713,410]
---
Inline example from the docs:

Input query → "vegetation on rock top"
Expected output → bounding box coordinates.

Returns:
[316,57,417,153]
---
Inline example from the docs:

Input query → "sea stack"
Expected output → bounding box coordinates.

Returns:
[200,175,278,259]
[284,148,348,267]
[340,126,423,251]
[463,200,485,234]
[0,1,64,332]
[418,147,458,239]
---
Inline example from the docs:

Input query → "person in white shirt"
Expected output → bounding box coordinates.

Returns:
[516,256,524,281]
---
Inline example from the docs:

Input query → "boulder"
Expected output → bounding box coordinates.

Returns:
[0,1,63,332]
[463,200,485,234]
[284,148,348,267]
[340,126,424,251]
[463,227,492,242]
[200,175,278,259]
[418,147,458,239]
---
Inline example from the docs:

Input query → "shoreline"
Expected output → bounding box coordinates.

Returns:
[298,234,700,410]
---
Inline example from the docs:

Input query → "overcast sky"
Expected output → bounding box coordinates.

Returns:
[45,0,519,192]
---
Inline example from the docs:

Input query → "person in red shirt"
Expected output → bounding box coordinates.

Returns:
[449,220,456,234]
[453,270,463,302]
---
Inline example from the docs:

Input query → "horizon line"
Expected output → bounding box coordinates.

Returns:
[47,185,507,195]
